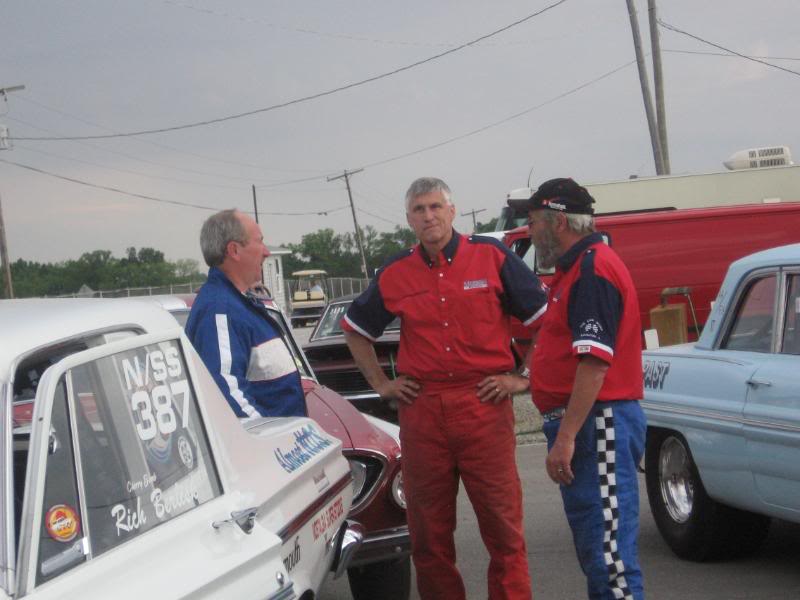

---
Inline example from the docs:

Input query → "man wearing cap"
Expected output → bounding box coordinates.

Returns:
[525,178,646,599]
[343,177,547,600]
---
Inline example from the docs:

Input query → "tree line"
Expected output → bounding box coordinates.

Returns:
[8,247,205,298]
[5,219,498,298]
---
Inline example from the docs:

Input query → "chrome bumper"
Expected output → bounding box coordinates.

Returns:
[330,520,365,579]
[349,525,411,568]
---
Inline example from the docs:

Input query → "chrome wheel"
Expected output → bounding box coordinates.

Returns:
[658,435,694,523]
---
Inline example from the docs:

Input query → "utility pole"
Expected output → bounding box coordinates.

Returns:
[461,208,486,232]
[328,169,369,278]
[0,193,13,298]
[624,0,665,175]
[0,84,25,299]
[252,184,264,284]
[648,0,670,174]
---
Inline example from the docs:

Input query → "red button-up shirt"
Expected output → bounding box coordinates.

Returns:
[343,231,547,386]
[531,233,644,412]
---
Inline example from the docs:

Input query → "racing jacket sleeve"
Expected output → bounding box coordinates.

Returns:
[189,310,261,419]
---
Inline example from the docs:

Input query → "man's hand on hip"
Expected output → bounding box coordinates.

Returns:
[376,375,421,405]
[476,373,528,404]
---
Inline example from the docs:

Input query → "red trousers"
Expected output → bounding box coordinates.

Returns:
[399,383,532,600]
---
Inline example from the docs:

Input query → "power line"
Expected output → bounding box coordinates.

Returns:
[356,207,405,228]
[11,0,570,142]
[162,0,608,49]
[258,58,636,190]
[14,94,333,175]
[658,20,800,78]
[0,157,350,216]
[8,114,283,185]
[360,59,636,170]
[663,48,800,62]
[16,143,250,190]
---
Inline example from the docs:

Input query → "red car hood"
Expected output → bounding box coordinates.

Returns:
[303,379,398,456]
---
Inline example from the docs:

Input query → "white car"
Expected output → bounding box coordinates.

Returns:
[1,299,360,599]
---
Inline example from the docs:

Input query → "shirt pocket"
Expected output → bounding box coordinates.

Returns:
[458,287,498,324]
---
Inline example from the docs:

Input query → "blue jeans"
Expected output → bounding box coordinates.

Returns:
[543,400,646,600]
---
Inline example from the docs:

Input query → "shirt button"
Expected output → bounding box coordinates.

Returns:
[438,273,444,278]
[444,322,449,327]
[448,373,453,377]
[445,347,451,352]
[440,297,446,302]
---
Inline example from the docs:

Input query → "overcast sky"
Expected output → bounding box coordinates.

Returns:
[2,0,798,267]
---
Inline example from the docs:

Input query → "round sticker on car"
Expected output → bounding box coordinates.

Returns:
[45,504,81,542]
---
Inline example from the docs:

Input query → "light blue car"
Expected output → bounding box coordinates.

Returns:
[642,242,800,561]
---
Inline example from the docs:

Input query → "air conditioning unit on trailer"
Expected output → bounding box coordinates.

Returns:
[724,145,793,170]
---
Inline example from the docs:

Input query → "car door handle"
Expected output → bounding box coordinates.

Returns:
[212,507,259,534]
[746,378,772,388]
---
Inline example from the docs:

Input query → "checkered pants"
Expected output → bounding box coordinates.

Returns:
[543,400,646,600]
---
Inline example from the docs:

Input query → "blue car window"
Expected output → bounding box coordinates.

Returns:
[781,274,800,355]
[722,275,777,353]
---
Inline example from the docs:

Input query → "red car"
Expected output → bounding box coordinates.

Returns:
[163,294,411,600]
[302,294,401,424]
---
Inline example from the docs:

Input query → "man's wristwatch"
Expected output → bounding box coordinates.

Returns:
[518,366,530,379]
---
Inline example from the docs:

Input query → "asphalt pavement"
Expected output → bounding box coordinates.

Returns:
[294,324,800,599]
[320,442,800,600]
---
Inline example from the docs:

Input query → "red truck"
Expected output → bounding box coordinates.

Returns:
[501,202,800,351]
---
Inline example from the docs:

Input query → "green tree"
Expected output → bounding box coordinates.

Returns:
[9,247,207,298]
[474,217,499,233]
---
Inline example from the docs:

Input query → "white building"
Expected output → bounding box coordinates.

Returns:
[264,245,291,312]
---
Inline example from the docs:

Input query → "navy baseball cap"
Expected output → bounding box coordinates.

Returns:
[514,178,596,215]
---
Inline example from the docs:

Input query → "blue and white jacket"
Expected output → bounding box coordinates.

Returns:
[186,267,307,418]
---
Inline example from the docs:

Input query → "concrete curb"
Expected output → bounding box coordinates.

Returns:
[513,393,546,445]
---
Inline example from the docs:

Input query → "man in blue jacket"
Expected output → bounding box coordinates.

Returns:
[186,209,306,418]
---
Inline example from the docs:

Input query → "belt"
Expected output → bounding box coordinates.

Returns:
[541,407,566,422]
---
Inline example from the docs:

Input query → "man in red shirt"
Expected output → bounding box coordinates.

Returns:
[526,178,646,600]
[343,177,547,600]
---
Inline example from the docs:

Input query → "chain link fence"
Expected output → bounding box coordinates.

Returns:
[52,281,201,298]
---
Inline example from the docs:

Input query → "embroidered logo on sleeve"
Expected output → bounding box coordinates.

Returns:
[463,278,489,290]
[576,345,592,354]
[579,318,604,339]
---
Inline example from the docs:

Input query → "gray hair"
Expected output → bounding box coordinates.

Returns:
[200,209,248,267]
[541,209,595,235]
[405,177,452,211]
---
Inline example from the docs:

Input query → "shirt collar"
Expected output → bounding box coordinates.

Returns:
[418,229,461,268]
[556,232,605,272]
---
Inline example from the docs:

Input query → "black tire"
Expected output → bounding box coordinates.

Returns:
[645,429,770,561]
[347,556,411,600]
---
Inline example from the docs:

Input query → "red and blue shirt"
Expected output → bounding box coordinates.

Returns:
[343,231,547,386]
[531,232,643,412]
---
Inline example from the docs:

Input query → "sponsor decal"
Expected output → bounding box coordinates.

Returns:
[463,278,488,290]
[579,318,604,338]
[126,472,157,494]
[111,497,147,536]
[313,468,330,493]
[282,536,301,573]
[177,434,194,469]
[643,360,671,390]
[274,425,334,474]
[312,496,344,540]
[45,504,81,543]
[576,345,592,354]
[150,474,201,520]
